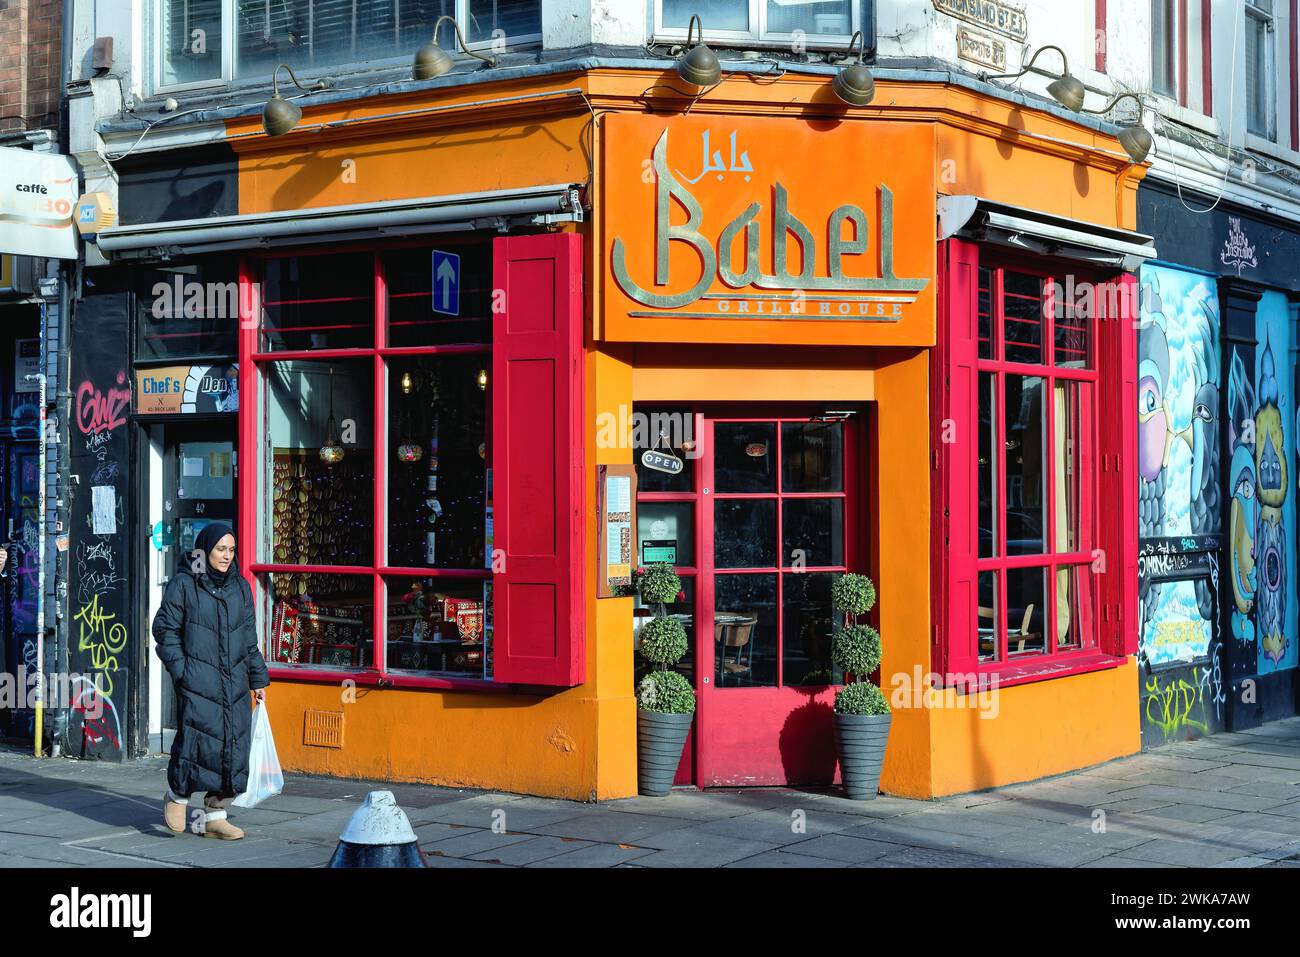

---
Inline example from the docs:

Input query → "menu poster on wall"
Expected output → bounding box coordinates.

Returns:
[14,339,38,392]
[597,464,637,598]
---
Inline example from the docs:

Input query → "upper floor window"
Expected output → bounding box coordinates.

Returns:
[656,0,862,47]
[1150,0,1177,99]
[1245,0,1276,139]
[157,0,541,92]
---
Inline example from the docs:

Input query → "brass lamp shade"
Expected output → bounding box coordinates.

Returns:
[833,62,875,106]
[262,94,302,137]
[1046,73,1086,112]
[675,14,721,89]
[677,42,721,88]
[1117,124,1153,163]
[413,40,455,80]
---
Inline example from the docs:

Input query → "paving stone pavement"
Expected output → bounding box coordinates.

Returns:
[9,719,1300,867]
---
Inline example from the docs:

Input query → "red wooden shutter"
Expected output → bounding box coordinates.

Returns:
[934,238,981,677]
[1096,274,1139,657]
[491,232,586,686]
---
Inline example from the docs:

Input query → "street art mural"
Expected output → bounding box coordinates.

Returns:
[1137,266,1221,663]
[1222,291,1298,681]
[1251,292,1296,674]
[1137,264,1225,745]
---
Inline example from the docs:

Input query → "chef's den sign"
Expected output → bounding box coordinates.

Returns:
[602,114,936,345]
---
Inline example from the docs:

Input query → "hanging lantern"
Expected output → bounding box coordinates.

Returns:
[400,371,413,395]
[320,413,345,465]
[320,369,345,464]
[397,442,424,463]
[477,368,488,391]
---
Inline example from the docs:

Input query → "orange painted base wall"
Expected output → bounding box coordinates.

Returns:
[918,660,1140,798]
[266,682,603,801]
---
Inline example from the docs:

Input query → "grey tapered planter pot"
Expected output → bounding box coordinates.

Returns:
[637,710,693,796]
[834,712,892,800]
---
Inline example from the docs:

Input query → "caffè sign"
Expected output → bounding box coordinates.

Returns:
[933,0,1027,42]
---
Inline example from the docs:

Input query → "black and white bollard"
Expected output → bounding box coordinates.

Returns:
[328,790,425,867]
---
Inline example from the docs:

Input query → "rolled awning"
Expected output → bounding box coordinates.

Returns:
[937,195,1156,271]
[97,183,584,260]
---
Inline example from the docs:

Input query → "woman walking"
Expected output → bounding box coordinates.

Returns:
[153,522,270,840]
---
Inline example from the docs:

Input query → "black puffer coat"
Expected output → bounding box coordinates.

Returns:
[152,567,270,796]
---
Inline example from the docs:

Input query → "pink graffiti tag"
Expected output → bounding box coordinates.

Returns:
[75,372,131,435]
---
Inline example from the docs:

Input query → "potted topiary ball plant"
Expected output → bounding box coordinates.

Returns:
[634,563,695,797]
[830,572,891,800]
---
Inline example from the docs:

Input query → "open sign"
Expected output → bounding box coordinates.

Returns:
[641,450,684,475]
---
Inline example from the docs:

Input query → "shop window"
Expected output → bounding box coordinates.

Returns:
[940,247,1115,680]
[264,358,375,566]
[386,353,487,570]
[134,258,240,360]
[250,244,491,681]
[157,0,541,92]
[384,246,490,348]
[655,0,863,47]
[384,576,490,676]
[260,254,373,352]
[263,572,374,669]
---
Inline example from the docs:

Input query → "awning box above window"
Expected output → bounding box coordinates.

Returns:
[97,183,584,261]
[938,195,1156,272]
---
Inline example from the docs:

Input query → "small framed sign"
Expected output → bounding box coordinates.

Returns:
[641,539,678,564]
[597,464,637,598]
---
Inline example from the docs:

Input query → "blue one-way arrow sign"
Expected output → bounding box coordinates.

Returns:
[431,250,460,316]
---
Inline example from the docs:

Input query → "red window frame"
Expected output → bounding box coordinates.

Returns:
[237,240,501,693]
[933,239,1137,689]
[977,262,1099,668]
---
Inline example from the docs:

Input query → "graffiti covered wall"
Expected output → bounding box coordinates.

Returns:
[66,289,132,759]
[1137,263,1226,744]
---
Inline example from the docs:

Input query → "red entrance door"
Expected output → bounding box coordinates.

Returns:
[698,413,863,786]
[635,408,865,788]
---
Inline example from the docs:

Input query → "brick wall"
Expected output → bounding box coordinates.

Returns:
[0,0,62,134]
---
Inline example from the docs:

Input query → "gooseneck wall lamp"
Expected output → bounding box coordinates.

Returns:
[262,63,329,137]
[674,15,722,89]
[1082,91,1154,163]
[986,45,1152,163]
[414,15,498,80]
[830,30,875,106]
[986,44,1085,112]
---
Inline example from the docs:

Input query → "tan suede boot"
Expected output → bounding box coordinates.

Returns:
[163,793,188,834]
[201,810,245,840]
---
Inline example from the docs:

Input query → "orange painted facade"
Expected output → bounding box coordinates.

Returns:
[227,67,1143,800]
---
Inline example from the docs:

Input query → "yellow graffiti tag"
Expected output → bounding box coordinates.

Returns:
[74,593,127,699]
[1143,675,1209,738]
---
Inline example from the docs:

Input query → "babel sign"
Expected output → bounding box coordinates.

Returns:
[601,113,936,346]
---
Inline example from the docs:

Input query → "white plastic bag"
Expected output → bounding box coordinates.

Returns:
[233,701,284,808]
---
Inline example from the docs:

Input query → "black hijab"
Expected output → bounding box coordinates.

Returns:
[194,521,236,586]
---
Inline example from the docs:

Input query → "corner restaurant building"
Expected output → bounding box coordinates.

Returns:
[83,63,1147,799]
